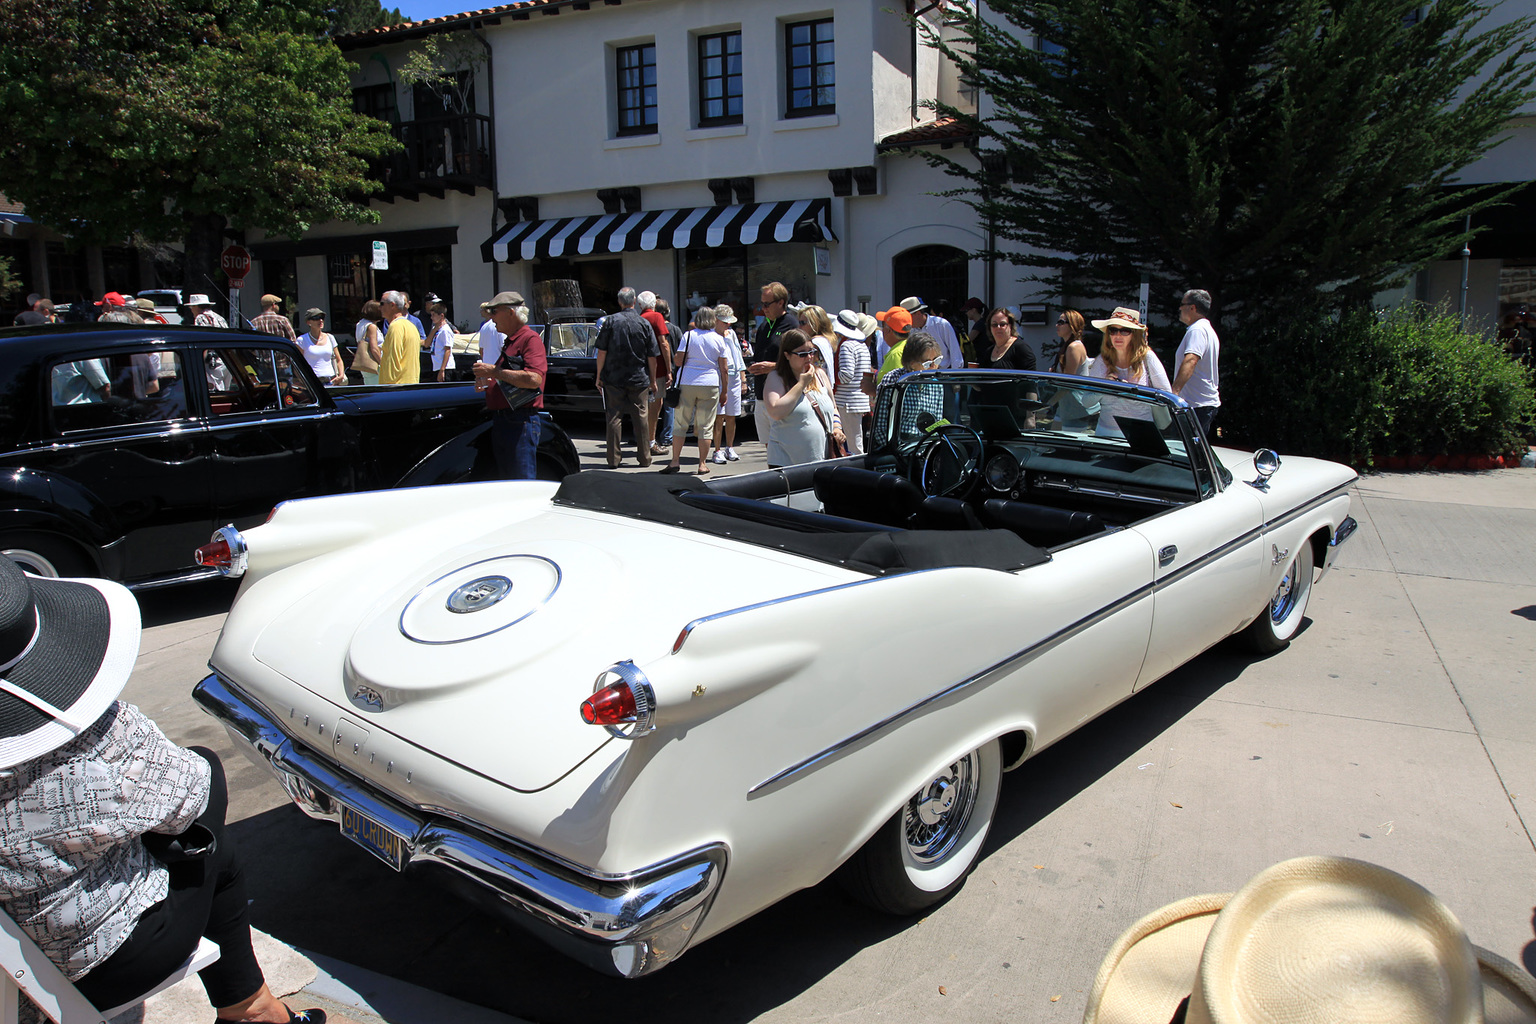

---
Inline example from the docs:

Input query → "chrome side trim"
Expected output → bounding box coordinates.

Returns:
[193,673,726,977]
[125,567,224,591]
[1330,515,1358,548]
[673,567,953,654]
[749,485,1357,795]
[748,583,1150,795]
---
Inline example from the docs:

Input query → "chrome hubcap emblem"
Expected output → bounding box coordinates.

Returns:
[447,575,513,613]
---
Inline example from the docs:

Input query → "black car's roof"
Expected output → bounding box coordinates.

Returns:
[0,322,285,361]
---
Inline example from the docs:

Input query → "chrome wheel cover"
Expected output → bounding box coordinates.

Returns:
[1270,557,1298,625]
[903,751,981,864]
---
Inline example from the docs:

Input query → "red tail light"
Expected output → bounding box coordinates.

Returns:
[580,661,655,739]
[581,685,637,726]
[195,526,248,577]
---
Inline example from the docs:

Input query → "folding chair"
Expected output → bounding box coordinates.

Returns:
[0,911,218,1024]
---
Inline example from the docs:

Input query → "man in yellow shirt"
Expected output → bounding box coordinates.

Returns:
[377,290,420,385]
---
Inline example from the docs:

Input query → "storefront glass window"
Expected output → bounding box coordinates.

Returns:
[678,243,812,327]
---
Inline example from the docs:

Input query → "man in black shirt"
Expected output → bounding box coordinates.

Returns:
[595,286,663,468]
[747,281,801,439]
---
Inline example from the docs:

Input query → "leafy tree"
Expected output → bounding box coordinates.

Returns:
[0,0,398,293]
[399,33,486,116]
[0,255,19,302]
[325,0,405,38]
[926,0,1536,328]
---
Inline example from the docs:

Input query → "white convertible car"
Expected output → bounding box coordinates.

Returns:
[193,369,1357,978]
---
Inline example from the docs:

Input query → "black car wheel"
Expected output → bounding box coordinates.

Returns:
[0,532,91,578]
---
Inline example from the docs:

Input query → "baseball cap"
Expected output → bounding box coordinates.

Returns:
[874,306,913,335]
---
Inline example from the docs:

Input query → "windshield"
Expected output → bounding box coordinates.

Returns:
[874,371,1199,469]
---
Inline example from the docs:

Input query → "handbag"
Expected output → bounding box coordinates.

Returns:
[350,324,379,373]
[664,332,690,408]
[808,388,847,459]
[495,345,540,411]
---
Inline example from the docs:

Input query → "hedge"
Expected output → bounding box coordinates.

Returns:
[1217,304,1536,467]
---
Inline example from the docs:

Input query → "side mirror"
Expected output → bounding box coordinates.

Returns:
[1247,449,1281,491]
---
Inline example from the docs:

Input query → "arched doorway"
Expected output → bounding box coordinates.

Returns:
[892,244,969,326]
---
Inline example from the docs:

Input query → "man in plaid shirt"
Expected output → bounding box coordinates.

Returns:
[251,294,296,341]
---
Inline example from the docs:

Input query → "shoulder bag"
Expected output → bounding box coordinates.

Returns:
[807,385,847,459]
[350,324,379,373]
[664,332,690,409]
[495,337,540,411]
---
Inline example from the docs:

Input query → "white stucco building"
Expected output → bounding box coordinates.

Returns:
[236,0,1536,350]
[244,0,1047,346]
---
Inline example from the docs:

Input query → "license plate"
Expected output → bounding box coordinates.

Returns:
[339,804,407,871]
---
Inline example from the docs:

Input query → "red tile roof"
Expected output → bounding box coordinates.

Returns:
[335,0,584,47]
[878,116,976,150]
[0,194,24,216]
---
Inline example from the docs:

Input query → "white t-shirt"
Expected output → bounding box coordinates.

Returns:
[300,333,338,377]
[920,315,965,370]
[1173,318,1221,408]
[477,319,505,363]
[675,329,729,387]
[431,323,455,372]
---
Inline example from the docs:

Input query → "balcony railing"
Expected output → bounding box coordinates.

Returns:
[370,113,492,200]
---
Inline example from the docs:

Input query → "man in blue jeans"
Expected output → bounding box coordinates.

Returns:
[472,291,547,480]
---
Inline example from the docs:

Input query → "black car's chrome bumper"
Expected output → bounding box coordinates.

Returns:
[193,672,726,978]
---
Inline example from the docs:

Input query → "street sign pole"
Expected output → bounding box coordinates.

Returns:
[229,285,241,327]
[220,245,252,327]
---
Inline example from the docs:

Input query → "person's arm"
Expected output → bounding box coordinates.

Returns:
[717,355,728,405]
[672,331,689,369]
[367,323,383,361]
[1146,350,1172,392]
[595,349,606,380]
[331,337,346,382]
[1172,351,1200,393]
[502,338,545,390]
[763,372,804,421]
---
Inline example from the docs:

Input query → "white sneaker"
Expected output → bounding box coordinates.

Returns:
[725,448,740,461]
[711,450,726,464]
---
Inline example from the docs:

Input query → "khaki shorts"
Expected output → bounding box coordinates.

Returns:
[675,385,719,439]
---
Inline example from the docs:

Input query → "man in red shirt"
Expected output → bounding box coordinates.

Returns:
[472,290,546,480]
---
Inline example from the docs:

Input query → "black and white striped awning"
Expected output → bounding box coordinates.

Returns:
[484,198,836,263]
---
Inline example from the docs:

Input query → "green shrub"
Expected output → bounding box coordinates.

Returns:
[1220,304,1536,465]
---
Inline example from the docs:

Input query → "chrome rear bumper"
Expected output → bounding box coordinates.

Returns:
[193,673,725,978]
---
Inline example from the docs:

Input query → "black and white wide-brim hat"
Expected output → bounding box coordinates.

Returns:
[0,556,141,769]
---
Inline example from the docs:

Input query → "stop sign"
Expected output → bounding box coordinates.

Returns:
[221,245,251,285]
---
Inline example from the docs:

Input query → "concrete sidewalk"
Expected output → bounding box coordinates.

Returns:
[119,465,1536,1024]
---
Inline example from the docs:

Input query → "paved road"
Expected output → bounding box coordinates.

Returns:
[122,454,1536,1023]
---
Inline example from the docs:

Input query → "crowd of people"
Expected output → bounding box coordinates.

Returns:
[12,280,1228,471]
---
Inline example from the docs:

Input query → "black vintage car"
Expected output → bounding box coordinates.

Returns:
[539,308,756,429]
[0,324,580,587]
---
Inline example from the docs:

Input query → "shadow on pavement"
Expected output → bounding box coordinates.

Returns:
[134,577,238,628]
[229,640,1257,1024]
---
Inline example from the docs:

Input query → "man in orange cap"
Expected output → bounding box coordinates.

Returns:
[873,305,913,382]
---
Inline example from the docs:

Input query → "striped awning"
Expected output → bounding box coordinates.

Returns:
[484,198,836,263]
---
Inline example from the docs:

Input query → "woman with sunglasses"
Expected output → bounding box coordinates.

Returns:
[299,309,346,386]
[1050,309,1095,430]
[763,328,845,469]
[1089,306,1172,437]
[977,306,1038,371]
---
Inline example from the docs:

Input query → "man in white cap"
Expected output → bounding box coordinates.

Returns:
[185,295,228,329]
[901,296,964,371]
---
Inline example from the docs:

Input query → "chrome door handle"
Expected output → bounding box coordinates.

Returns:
[1158,545,1178,568]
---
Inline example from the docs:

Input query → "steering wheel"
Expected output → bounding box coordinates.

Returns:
[913,423,985,497]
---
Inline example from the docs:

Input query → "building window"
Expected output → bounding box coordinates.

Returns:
[616,43,658,136]
[698,31,743,126]
[785,18,834,117]
[352,83,397,123]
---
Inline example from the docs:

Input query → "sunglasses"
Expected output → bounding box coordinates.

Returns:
[921,356,942,368]
[789,348,818,358]
[1107,327,1134,336]
[1056,318,1068,325]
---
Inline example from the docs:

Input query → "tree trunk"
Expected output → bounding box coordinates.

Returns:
[181,212,227,302]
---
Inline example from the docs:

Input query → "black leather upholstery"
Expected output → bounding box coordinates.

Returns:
[912,495,984,531]
[980,498,1104,546]
[813,465,927,528]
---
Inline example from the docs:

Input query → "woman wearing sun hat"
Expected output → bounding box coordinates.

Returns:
[708,304,748,463]
[0,557,327,1023]
[1089,305,1172,437]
